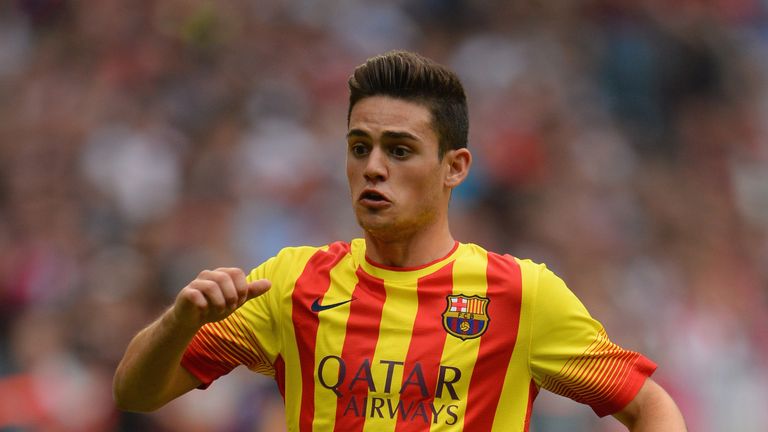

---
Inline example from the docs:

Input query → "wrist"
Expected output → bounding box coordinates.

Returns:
[163,306,203,337]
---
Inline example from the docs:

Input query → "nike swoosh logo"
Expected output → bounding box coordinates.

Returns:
[311,297,355,312]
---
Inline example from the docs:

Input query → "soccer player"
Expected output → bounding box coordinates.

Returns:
[113,51,686,431]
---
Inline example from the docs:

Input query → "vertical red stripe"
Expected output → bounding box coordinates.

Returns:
[464,253,523,430]
[524,379,538,431]
[332,268,387,432]
[291,242,351,432]
[394,262,455,432]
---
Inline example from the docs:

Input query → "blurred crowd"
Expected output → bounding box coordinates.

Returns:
[0,0,767,431]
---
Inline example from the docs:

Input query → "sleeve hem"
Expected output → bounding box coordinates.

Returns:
[593,355,657,417]
[180,350,225,390]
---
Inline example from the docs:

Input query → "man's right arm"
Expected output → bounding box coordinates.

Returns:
[113,267,271,412]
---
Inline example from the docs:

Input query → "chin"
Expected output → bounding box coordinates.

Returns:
[357,215,397,238]
[358,218,420,243]
[356,215,390,233]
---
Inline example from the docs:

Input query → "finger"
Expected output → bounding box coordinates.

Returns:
[180,286,208,310]
[175,286,209,321]
[216,268,248,304]
[244,279,271,301]
[201,269,239,310]
[172,287,210,328]
[190,279,227,313]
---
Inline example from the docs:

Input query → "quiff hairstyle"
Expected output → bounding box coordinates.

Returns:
[347,50,468,158]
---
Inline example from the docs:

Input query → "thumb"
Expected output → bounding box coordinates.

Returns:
[244,279,272,301]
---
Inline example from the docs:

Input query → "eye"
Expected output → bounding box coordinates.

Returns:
[349,142,369,157]
[390,146,411,159]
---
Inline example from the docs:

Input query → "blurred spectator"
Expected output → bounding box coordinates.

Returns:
[0,0,766,431]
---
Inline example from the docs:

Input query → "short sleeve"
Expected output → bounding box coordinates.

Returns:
[181,257,279,388]
[529,266,657,417]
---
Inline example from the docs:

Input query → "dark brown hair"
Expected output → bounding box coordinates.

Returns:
[348,50,468,158]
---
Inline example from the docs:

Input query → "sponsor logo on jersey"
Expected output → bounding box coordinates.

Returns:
[442,294,490,340]
[311,297,356,312]
[317,356,462,425]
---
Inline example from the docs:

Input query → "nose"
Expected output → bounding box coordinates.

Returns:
[363,147,388,182]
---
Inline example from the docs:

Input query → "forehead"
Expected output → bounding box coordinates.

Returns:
[348,96,436,140]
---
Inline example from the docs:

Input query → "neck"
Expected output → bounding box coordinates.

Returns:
[363,220,456,268]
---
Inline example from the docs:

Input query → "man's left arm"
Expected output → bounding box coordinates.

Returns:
[612,378,687,431]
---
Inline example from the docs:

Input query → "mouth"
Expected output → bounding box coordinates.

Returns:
[358,189,391,208]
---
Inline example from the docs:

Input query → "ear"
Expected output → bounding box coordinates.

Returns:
[444,148,472,189]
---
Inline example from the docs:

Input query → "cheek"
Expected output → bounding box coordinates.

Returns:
[404,171,442,203]
[346,161,357,187]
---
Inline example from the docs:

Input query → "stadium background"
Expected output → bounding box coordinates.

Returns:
[0,1,767,431]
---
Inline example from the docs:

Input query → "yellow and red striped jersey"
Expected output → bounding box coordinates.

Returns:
[181,239,656,431]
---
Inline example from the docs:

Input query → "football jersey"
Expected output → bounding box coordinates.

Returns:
[181,239,656,431]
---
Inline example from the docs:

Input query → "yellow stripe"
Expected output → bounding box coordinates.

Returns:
[490,258,536,431]
[312,253,358,431]
[247,246,324,432]
[431,244,488,431]
[361,277,419,432]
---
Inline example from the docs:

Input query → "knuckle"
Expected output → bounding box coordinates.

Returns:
[191,279,215,291]
[210,270,231,283]
[199,269,229,283]
[219,267,245,282]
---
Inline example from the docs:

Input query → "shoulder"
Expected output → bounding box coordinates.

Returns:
[467,246,572,302]
[461,243,559,281]
[514,258,560,282]
[266,241,354,270]
[274,241,351,259]
[246,241,354,294]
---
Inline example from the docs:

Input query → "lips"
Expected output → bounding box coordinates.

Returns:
[358,188,391,208]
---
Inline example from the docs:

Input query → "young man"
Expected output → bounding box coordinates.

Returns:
[114,51,686,431]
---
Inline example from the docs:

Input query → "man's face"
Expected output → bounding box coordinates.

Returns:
[346,96,450,240]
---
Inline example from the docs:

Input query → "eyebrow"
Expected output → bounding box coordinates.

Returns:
[346,128,420,141]
[346,129,369,139]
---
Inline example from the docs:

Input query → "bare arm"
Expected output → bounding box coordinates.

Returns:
[613,378,687,431]
[113,267,271,412]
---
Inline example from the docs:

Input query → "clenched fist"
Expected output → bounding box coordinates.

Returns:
[172,267,271,328]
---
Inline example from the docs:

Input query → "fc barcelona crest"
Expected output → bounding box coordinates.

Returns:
[442,294,490,340]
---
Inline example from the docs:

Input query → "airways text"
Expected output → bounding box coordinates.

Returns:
[317,355,463,425]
